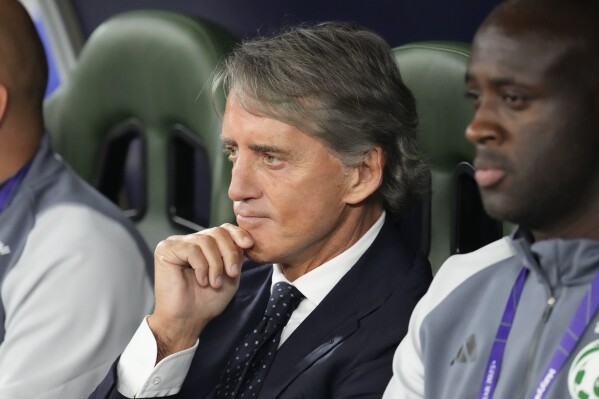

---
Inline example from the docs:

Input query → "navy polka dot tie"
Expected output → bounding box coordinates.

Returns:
[214,282,304,398]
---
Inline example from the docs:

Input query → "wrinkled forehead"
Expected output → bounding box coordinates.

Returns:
[468,12,592,88]
[472,2,598,67]
[481,1,598,35]
[471,25,569,68]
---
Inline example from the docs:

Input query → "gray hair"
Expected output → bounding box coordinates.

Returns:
[213,22,430,216]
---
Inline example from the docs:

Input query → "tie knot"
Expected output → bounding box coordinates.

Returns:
[265,282,304,319]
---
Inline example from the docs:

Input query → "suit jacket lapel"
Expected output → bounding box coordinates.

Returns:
[259,219,402,397]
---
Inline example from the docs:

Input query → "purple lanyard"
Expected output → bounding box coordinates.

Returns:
[479,266,599,399]
[0,163,30,213]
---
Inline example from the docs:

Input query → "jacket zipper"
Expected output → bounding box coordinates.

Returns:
[513,293,557,398]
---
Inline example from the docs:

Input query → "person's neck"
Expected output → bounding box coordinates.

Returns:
[0,132,39,181]
[280,205,384,282]
[531,204,599,242]
[0,154,32,183]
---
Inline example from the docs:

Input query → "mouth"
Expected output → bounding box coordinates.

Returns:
[236,213,264,221]
[235,212,268,228]
[473,153,508,189]
[474,167,505,188]
[233,201,270,228]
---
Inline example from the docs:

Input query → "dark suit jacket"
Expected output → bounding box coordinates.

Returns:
[91,218,431,398]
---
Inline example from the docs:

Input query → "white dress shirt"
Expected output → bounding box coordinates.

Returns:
[117,212,386,398]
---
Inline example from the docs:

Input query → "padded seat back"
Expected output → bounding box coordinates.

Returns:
[393,41,503,273]
[44,10,237,249]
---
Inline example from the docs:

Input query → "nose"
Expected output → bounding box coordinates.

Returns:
[228,155,259,202]
[465,101,503,146]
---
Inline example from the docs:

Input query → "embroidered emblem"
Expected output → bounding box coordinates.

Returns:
[568,339,599,398]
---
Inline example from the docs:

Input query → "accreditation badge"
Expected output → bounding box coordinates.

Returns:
[568,339,599,398]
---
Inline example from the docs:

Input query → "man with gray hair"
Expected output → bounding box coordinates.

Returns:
[92,21,431,399]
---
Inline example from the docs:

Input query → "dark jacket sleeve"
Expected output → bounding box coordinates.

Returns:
[88,359,122,398]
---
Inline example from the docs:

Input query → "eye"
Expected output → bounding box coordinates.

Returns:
[263,153,282,166]
[501,92,531,109]
[464,90,481,108]
[223,145,238,162]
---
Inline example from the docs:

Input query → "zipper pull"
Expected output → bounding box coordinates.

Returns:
[541,296,556,322]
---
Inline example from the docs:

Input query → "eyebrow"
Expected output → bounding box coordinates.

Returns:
[221,137,235,147]
[220,137,291,156]
[248,144,290,155]
[465,74,521,88]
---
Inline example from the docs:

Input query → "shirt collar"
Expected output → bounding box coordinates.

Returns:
[271,211,386,307]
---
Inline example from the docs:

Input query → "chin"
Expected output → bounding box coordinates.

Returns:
[481,195,522,224]
[484,205,533,229]
[243,245,272,265]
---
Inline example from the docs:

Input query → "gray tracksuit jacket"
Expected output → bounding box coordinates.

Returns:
[384,232,599,399]
[0,134,154,398]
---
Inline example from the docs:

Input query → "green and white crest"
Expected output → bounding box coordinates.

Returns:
[568,339,599,399]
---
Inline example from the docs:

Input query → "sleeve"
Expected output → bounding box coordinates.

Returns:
[0,205,154,399]
[382,300,426,399]
[116,318,197,397]
[382,236,514,399]
[332,350,401,399]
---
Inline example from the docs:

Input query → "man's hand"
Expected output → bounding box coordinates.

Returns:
[147,223,254,363]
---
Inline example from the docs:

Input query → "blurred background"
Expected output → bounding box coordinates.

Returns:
[21,0,500,98]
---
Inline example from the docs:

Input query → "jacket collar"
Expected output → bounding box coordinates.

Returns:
[259,217,416,397]
[510,228,599,288]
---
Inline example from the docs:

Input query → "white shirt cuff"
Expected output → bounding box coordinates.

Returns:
[116,317,198,397]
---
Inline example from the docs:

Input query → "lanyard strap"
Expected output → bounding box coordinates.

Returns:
[0,163,30,213]
[479,266,599,399]
[532,269,599,399]
[479,267,528,399]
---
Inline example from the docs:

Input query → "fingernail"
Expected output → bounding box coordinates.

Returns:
[215,275,223,287]
[230,264,239,275]
[201,276,208,286]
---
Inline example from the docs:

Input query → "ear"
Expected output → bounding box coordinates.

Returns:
[343,147,385,205]
[0,84,7,123]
